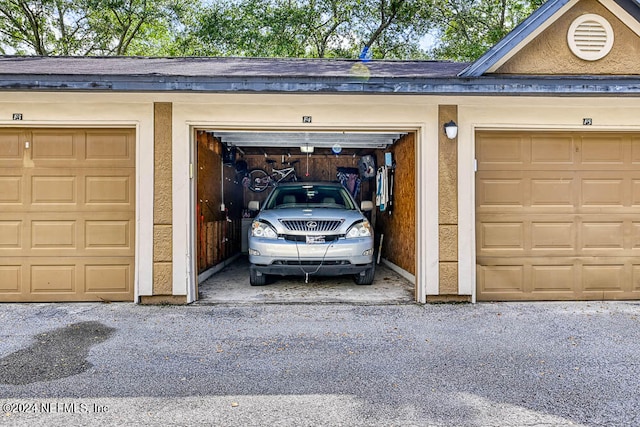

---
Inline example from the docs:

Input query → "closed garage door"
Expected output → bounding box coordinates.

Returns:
[0,128,135,302]
[476,131,640,301]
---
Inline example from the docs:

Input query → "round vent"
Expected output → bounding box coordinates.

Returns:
[567,14,614,61]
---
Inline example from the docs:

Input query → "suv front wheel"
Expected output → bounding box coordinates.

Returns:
[354,265,375,285]
[249,266,268,286]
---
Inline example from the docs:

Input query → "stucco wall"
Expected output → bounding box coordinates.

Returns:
[496,0,640,75]
[153,103,173,295]
[438,105,459,296]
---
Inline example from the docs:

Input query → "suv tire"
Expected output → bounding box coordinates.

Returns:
[354,265,375,285]
[250,267,268,286]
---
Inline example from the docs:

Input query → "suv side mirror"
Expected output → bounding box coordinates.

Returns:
[248,200,260,211]
[360,201,373,212]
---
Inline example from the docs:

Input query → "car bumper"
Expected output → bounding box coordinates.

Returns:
[248,236,374,276]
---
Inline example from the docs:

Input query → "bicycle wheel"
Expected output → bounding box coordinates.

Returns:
[247,169,270,192]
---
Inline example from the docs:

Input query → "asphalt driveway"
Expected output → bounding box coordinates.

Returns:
[1,301,639,426]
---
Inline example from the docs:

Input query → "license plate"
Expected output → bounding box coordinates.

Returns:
[306,235,325,244]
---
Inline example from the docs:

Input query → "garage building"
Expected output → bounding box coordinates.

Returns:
[0,0,639,303]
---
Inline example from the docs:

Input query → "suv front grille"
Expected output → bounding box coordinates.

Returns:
[283,234,339,243]
[280,219,344,232]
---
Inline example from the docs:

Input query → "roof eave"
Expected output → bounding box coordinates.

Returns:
[1,74,639,96]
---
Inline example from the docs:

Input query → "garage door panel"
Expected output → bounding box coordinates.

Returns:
[632,137,640,163]
[531,222,575,250]
[530,135,574,164]
[0,256,133,301]
[581,222,625,250]
[632,223,640,248]
[85,262,132,293]
[580,136,626,164]
[531,178,575,206]
[85,131,134,165]
[477,135,526,166]
[477,178,524,208]
[632,266,640,290]
[477,131,640,301]
[31,174,77,205]
[31,131,78,161]
[0,128,135,302]
[85,174,132,205]
[582,265,625,292]
[0,175,22,205]
[630,180,640,206]
[0,265,21,292]
[0,213,134,257]
[2,168,134,212]
[31,220,76,249]
[31,264,76,293]
[581,178,625,207]
[478,265,525,293]
[478,171,579,210]
[531,265,575,292]
[0,221,21,248]
[85,220,132,250]
[480,222,524,250]
[0,131,24,167]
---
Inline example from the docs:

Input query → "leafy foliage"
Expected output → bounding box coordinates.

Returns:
[430,0,546,61]
[188,0,432,59]
[0,0,548,60]
[0,0,189,55]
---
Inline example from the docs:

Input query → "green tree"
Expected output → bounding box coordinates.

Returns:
[0,0,191,55]
[430,0,546,61]
[352,0,432,59]
[188,0,433,59]
[0,0,547,60]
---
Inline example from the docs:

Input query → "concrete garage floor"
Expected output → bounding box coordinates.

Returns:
[196,255,415,305]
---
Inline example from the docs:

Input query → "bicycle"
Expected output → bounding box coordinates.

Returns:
[244,159,300,192]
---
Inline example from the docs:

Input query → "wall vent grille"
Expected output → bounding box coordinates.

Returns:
[567,14,614,61]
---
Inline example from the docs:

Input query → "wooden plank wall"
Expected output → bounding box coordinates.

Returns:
[196,131,242,273]
[240,152,376,208]
[375,133,416,275]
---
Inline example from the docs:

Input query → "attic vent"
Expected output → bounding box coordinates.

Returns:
[567,14,614,61]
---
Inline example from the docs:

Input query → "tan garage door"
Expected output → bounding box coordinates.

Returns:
[0,128,135,302]
[476,131,640,301]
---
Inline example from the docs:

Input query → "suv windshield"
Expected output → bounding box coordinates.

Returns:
[264,184,356,210]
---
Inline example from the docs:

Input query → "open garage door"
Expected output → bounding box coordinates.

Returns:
[0,128,135,302]
[476,131,640,301]
[194,129,417,303]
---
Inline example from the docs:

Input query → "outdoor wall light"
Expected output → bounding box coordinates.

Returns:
[444,120,458,140]
[300,145,314,153]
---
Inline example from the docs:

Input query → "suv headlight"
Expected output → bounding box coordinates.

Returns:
[346,220,372,238]
[251,220,277,239]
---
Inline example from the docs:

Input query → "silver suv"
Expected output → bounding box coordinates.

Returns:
[247,182,375,286]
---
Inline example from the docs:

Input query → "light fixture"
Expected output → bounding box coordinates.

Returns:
[300,145,314,153]
[444,120,458,140]
[332,143,342,155]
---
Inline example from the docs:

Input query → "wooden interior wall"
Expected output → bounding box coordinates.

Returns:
[375,133,416,275]
[196,131,242,273]
[240,152,376,209]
